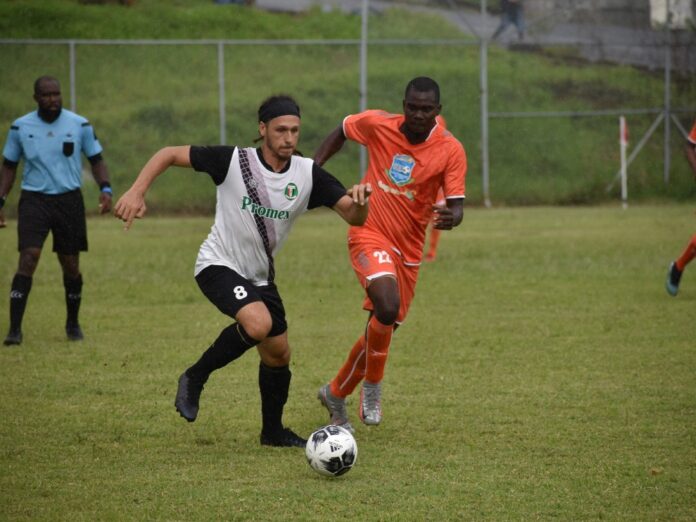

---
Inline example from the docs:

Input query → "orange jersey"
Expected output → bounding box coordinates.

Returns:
[689,120,696,144]
[343,110,466,263]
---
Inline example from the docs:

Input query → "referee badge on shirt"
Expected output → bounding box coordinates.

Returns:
[388,154,415,186]
[63,141,75,157]
[284,183,298,200]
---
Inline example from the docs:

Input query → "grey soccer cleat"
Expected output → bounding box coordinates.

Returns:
[317,384,354,434]
[175,371,205,422]
[359,381,382,426]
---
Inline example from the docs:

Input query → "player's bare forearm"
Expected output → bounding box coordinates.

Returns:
[334,183,372,226]
[0,164,17,228]
[90,160,111,187]
[313,126,347,166]
[90,160,112,214]
[0,163,18,200]
[114,146,191,229]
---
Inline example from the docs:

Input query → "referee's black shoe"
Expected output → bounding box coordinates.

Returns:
[66,324,84,341]
[3,330,22,346]
[260,427,307,448]
[175,371,205,422]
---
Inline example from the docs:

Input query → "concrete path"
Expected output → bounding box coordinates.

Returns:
[252,0,694,71]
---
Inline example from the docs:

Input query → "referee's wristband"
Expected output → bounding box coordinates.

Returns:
[0,196,5,210]
[99,182,113,196]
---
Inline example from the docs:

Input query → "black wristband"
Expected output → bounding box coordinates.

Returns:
[0,196,5,210]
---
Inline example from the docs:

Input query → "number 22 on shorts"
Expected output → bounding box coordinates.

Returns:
[373,250,392,264]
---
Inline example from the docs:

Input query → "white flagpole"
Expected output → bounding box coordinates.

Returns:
[620,116,628,210]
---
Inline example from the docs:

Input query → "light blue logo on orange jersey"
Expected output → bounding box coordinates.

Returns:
[387,154,415,186]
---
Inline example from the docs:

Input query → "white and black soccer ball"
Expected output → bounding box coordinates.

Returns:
[305,425,357,477]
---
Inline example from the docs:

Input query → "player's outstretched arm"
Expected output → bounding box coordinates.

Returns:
[114,146,191,230]
[313,125,347,167]
[332,183,372,226]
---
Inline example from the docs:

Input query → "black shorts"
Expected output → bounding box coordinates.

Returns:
[195,265,288,337]
[17,189,87,254]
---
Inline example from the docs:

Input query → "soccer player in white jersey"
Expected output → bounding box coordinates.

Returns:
[114,96,372,447]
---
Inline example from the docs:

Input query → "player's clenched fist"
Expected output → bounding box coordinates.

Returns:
[347,183,372,206]
[431,204,455,230]
[113,189,147,230]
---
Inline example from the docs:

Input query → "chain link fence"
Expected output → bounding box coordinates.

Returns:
[0,0,694,209]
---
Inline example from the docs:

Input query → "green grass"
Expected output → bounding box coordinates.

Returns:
[1,206,695,520]
[0,0,694,211]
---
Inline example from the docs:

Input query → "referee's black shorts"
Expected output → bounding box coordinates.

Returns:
[195,264,288,337]
[17,189,88,254]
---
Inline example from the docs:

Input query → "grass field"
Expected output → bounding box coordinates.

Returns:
[0,205,694,520]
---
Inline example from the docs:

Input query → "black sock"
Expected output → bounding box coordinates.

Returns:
[259,363,291,435]
[186,323,259,382]
[9,274,33,333]
[64,274,83,327]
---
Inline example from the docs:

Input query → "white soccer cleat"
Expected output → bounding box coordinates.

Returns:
[359,381,382,426]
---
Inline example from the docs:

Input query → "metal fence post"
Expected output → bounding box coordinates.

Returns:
[480,0,491,207]
[663,0,672,184]
[69,40,76,112]
[359,0,369,178]
[218,41,226,145]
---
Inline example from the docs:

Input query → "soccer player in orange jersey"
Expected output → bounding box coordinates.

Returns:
[313,77,467,431]
[665,118,696,296]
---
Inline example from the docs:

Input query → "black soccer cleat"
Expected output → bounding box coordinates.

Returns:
[260,427,307,448]
[3,330,22,346]
[665,261,682,296]
[175,371,205,422]
[66,324,84,341]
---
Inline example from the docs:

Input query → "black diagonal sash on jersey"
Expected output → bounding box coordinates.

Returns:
[238,148,275,282]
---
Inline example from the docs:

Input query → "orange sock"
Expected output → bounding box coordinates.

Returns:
[675,233,696,271]
[364,316,394,384]
[330,335,366,398]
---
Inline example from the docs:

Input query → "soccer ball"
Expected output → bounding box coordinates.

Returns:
[305,425,357,477]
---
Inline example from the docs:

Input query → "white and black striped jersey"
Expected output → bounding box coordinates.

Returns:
[190,146,346,286]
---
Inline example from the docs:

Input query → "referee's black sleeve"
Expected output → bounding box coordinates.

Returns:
[308,163,347,209]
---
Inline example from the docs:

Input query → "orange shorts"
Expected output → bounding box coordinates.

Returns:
[348,229,420,324]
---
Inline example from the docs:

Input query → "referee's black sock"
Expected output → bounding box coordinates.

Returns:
[259,362,291,435]
[186,323,259,381]
[9,274,32,333]
[64,274,83,327]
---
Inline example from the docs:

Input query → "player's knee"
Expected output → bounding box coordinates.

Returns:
[240,313,272,342]
[18,250,40,275]
[373,298,399,326]
[264,347,291,367]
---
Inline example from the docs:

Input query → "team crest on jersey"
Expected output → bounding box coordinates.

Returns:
[284,182,299,200]
[388,154,415,186]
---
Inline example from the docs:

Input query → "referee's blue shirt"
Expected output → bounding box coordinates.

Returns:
[2,109,103,195]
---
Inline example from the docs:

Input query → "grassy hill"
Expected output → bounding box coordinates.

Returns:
[0,0,694,212]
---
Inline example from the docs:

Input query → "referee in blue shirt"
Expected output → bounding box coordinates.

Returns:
[0,76,113,346]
